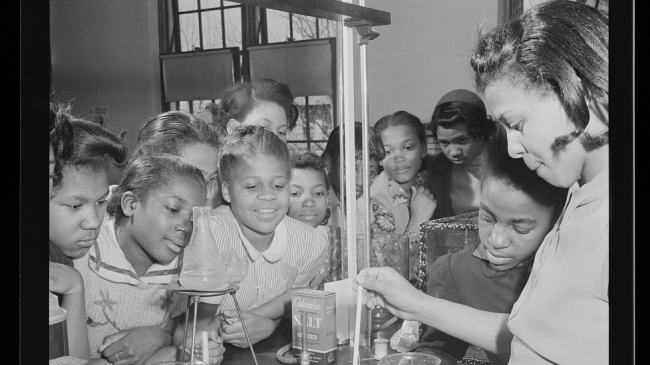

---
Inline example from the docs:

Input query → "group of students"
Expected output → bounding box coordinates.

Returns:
[48,1,609,364]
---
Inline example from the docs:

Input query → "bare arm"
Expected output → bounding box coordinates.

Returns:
[355,267,512,355]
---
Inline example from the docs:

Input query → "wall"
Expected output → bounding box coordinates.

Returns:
[49,0,497,180]
[364,0,497,125]
[50,0,162,184]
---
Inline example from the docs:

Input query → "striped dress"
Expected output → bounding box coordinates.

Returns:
[201,206,329,312]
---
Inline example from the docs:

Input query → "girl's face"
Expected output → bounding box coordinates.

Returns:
[222,155,290,248]
[49,167,110,259]
[436,122,486,167]
[478,177,556,271]
[232,102,289,141]
[485,80,587,188]
[328,154,379,200]
[379,125,427,187]
[179,143,220,203]
[49,144,55,197]
[288,168,329,228]
[354,154,380,199]
[128,177,205,266]
[179,143,219,183]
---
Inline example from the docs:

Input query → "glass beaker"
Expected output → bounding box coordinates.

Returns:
[179,206,229,291]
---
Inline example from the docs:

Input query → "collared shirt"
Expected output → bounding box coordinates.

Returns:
[74,218,184,358]
[507,167,609,365]
[200,206,329,312]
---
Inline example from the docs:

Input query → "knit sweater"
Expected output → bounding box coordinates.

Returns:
[74,218,185,358]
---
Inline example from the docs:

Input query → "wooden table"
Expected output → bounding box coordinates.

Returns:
[221,319,391,365]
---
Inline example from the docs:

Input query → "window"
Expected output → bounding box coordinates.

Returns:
[176,0,242,52]
[164,1,338,155]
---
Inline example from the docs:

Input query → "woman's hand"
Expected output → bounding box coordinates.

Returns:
[218,309,277,347]
[353,268,425,322]
[99,326,169,364]
[408,185,437,223]
[178,330,225,365]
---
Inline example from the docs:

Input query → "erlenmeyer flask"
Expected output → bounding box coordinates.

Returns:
[180,206,229,291]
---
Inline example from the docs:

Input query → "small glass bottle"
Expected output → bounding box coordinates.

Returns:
[49,291,69,359]
[180,206,229,291]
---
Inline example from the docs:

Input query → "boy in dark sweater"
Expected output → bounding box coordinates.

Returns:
[416,132,569,365]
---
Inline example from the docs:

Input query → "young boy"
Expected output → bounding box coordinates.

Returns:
[416,132,569,365]
[288,151,331,228]
[321,122,385,229]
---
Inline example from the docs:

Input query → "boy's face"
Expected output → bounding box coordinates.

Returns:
[222,155,290,247]
[49,167,110,259]
[128,178,205,266]
[288,168,329,228]
[478,177,556,271]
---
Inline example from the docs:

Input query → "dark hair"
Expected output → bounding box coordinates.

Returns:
[374,111,427,147]
[50,103,129,190]
[470,0,608,149]
[218,125,291,188]
[430,101,497,140]
[50,102,74,165]
[106,153,206,222]
[136,110,221,156]
[322,122,386,165]
[291,151,330,191]
[479,129,568,219]
[213,79,299,135]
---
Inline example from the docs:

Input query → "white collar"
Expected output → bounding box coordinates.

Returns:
[231,211,288,263]
[88,218,180,285]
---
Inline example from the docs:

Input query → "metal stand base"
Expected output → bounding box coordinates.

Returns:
[164,282,259,365]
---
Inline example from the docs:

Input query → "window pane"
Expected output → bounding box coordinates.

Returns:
[178,101,191,113]
[286,142,309,156]
[200,0,221,9]
[292,14,317,41]
[266,10,290,43]
[223,8,242,48]
[202,10,223,49]
[178,0,198,12]
[288,97,307,141]
[179,13,200,52]
[307,96,334,140]
[223,1,239,7]
[319,19,337,39]
[310,142,327,156]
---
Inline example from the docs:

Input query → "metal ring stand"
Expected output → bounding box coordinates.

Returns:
[163,282,259,365]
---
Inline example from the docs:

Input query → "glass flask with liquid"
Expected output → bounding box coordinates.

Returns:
[179,206,229,291]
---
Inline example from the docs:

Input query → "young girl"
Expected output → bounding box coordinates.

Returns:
[136,110,221,208]
[49,103,129,363]
[212,78,299,141]
[354,2,609,364]
[361,111,437,245]
[194,126,329,347]
[321,122,385,230]
[74,154,225,364]
[426,89,498,219]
